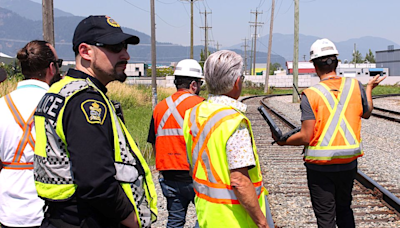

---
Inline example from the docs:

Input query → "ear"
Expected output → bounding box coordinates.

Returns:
[48,62,56,76]
[79,43,93,61]
[189,80,198,92]
[233,76,241,89]
[44,62,56,84]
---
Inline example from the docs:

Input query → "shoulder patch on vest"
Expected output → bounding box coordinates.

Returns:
[81,100,107,124]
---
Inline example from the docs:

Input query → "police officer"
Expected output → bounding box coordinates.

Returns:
[274,38,386,227]
[147,59,204,228]
[34,16,157,228]
[0,40,61,228]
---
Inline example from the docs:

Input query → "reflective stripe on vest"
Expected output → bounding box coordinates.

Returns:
[193,181,263,203]
[305,77,362,159]
[190,107,237,184]
[156,93,194,137]
[3,94,35,170]
[188,106,262,203]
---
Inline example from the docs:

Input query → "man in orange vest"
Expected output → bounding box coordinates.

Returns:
[147,59,204,228]
[0,40,61,228]
[274,38,386,227]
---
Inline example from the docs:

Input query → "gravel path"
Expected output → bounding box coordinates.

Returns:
[150,169,198,228]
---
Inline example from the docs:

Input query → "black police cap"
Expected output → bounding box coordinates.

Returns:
[72,15,140,52]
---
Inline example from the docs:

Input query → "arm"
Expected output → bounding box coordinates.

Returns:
[230,168,269,228]
[226,120,268,227]
[147,117,156,157]
[276,119,315,146]
[63,92,134,223]
[121,211,139,228]
[362,75,387,119]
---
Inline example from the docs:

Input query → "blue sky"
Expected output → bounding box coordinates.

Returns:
[31,0,400,48]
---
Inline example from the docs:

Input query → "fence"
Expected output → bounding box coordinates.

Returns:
[126,75,400,88]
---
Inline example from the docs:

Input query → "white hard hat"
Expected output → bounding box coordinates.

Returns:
[310,38,339,61]
[174,59,204,79]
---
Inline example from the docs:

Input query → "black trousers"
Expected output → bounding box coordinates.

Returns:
[307,167,357,228]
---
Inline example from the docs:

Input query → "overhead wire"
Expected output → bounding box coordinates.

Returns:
[123,0,186,28]
[156,0,178,4]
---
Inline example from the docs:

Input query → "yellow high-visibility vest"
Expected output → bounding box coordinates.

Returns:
[34,76,157,227]
[183,101,267,228]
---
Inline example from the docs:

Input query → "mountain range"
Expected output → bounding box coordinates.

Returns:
[1,0,399,67]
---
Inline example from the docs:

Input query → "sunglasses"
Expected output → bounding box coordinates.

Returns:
[94,42,128,53]
[240,75,245,81]
[193,80,203,86]
[52,59,63,68]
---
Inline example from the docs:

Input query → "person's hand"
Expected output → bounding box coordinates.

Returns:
[121,211,139,228]
[276,140,285,146]
[270,129,279,142]
[367,75,387,90]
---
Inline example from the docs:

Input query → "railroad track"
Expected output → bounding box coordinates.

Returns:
[241,95,400,227]
[371,106,400,123]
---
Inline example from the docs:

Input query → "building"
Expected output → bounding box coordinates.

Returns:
[59,61,148,77]
[286,61,388,77]
[376,46,400,76]
[286,61,316,75]
[125,63,148,77]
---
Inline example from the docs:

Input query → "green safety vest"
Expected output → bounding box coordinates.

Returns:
[34,75,157,227]
[183,101,267,228]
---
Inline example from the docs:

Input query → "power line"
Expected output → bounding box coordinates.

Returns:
[123,0,185,28]
[203,0,211,10]
[123,0,149,12]
[156,0,178,4]
[258,0,267,9]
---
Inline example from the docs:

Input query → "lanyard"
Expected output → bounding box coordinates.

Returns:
[16,84,46,90]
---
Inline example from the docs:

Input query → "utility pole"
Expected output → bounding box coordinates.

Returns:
[150,0,157,109]
[249,31,253,75]
[42,0,54,46]
[293,0,299,103]
[216,42,222,51]
[242,38,249,74]
[181,0,201,59]
[200,10,212,60]
[249,10,263,75]
[354,43,356,68]
[264,0,275,93]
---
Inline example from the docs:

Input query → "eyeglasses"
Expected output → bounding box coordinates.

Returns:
[193,80,203,86]
[52,59,63,68]
[240,75,245,81]
[94,42,128,53]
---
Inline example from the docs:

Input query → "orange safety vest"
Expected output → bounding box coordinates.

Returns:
[2,94,36,170]
[302,77,363,165]
[153,90,204,171]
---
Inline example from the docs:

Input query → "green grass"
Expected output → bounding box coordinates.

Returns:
[123,105,154,165]
[371,84,400,96]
